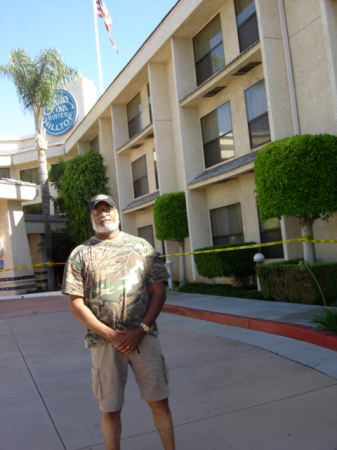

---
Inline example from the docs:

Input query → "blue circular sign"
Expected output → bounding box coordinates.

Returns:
[43,90,77,136]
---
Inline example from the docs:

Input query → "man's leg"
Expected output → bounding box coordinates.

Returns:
[102,409,122,450]
[148,398,175,450]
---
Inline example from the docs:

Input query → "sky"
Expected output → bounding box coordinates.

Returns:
[0,0,179,137]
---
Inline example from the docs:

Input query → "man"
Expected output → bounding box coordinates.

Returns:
[62,194,175,450]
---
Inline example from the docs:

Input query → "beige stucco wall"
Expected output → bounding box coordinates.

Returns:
[0,199,14,275]
[27,234,44,266]
[284,0,336,134]
[0,199,35,295]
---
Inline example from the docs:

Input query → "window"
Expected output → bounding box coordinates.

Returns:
[127,93,143,139]
[90,135,100,153]
[23,203,43,214]
[245,80,270,148]
[210,203,244,245]
[259,213,284,259]
[0,168,10,177]
[201,102,234,168]
[147,84,152,123]
[153,149,159,190]
[235,0,259,52]
[193,15,225,86]
[138,225,155,248]
[20,167,40,184]
[132,155,149,198]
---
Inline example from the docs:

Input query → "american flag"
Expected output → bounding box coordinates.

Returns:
[96,0,118,53]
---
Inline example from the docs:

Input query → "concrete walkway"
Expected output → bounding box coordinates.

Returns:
[0,291,336,449]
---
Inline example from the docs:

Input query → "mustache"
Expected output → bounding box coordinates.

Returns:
[99,217,111,225]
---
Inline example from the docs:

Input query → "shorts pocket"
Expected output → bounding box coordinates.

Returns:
[161,355,169,385]
[92,365,103,400]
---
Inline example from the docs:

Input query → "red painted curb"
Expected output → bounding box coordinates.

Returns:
[162,304,337,351]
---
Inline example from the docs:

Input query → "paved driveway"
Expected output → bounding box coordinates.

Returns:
[1,309,336,450]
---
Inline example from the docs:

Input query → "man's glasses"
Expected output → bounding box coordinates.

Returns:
[92,206,114,215]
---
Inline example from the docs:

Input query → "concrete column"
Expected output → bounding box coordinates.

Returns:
[219,0,240,63]
[111,104,133,231]
[111,104,128,150]
[98,117,118,207]
[170,37,211,280]
[77,141,90,155]
[255,0,294,140]
[319,0,337,132]
[282,0,335,134]
[148,62,179,193]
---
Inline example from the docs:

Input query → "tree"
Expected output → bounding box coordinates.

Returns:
[0,47,80,290]
[254,134,337,263]
[153,192,189,286]
[49,150,110,246]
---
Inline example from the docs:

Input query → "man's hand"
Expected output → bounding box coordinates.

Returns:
[114,327,145,354]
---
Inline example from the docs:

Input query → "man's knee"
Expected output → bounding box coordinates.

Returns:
[147,398,170,413]
[102,409,122,421]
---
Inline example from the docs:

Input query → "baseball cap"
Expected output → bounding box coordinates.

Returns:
[90,194,116,212]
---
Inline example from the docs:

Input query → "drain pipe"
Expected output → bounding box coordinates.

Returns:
[277,0,300,135]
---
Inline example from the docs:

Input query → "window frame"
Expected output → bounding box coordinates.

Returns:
[138,224,155,248]
[147,84,152,124]
[245,79,271,149]
[20,167,40,185]
[153,149,159,190]
[193,14,225,86]
[201,101,234,169]
[132,155,149,199]
[127,93,143,139]
[210,203,244,246]
[235,0,259,53]
[0,167,10,178]
[23,203,43,214]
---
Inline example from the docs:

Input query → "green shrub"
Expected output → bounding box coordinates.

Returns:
[49,150,110,245]
[194,242,256,286]
[255,134,337,222]
[153,192,189,241]
[256,262,337,305]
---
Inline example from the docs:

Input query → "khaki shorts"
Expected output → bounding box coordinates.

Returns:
[91,334,170,412]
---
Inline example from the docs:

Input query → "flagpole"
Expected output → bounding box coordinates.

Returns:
[93,0,104,95]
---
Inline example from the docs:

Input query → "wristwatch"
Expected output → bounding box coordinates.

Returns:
[140,322,150,332]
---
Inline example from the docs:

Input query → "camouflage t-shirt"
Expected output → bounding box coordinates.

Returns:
[62,232,169,348]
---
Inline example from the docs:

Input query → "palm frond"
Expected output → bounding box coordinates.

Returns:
[0,47,81,114]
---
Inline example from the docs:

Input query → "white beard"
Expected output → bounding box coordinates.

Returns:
[92,214,120,234]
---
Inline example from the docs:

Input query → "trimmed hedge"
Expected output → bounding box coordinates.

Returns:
[254,134,337,222]
[153,192,189,241]
[194,242,256,286]
[256,262,337,305]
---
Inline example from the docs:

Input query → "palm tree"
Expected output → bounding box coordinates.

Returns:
[0,47,80,291]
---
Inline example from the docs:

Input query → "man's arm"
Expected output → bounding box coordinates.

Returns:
[69,294,126,347]
[115,281,167,354]
[142,281,167,328]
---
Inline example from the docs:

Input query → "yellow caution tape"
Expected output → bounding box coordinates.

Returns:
[1,236,336,272]
[0,262,65,274]
[159,237,337,258]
